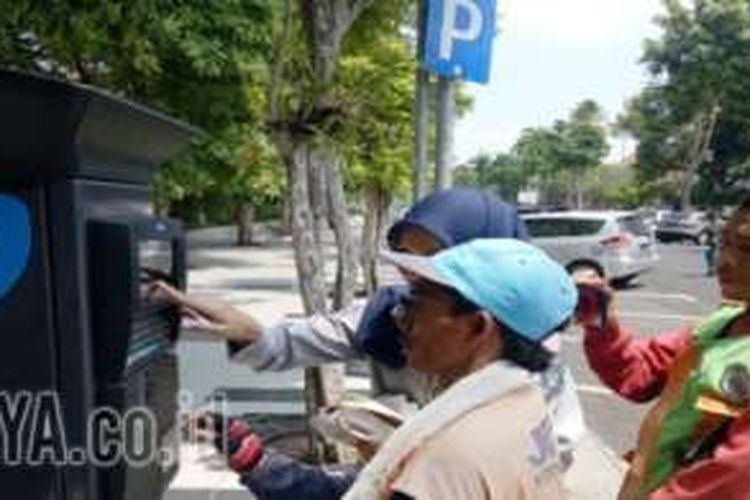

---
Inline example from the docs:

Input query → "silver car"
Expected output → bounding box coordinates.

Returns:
[655,210,711,245]
[523,211,660,285]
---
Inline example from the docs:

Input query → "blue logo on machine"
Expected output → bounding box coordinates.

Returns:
[424,0,498,84]
[0,195,32,300]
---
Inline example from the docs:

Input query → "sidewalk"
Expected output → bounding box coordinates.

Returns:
[165,227,625,499]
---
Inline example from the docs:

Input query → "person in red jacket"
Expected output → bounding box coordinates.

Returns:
[575,195,750,500]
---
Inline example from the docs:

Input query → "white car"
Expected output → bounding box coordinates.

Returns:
[522,211,660,285]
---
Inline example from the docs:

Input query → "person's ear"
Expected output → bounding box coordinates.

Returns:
[476,311,505,358]
[455,310,485,344]
[472,311,496,338]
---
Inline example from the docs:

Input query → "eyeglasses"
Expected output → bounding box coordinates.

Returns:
[391,296,414,335]
[390,287,473,335]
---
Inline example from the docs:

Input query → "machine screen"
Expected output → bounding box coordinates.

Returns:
[139,240,173,276]
[138,240,174,305]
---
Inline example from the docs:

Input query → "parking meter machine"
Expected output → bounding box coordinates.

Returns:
[0,70,196,500]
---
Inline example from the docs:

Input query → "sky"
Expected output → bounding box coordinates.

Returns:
[453,0,666,165]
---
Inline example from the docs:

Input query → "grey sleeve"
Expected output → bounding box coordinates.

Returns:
[231,302,366,371]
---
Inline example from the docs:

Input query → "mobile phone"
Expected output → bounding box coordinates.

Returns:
[576,284,609,329]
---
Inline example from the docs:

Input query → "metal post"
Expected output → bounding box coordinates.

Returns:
[435,75,454,190]
[413,0,430,201]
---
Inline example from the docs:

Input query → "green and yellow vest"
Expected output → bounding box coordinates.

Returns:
[626,305,750,499]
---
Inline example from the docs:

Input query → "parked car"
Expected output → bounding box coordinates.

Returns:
[522,210,660,285]
[655,210,711,244]
[517,204,569,215]
[636,207,670,238]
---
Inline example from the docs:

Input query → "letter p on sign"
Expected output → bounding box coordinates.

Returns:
[424,0,498,84]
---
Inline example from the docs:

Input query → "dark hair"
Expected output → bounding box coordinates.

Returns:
[740,194,750,211]
[444,288,555,373]
[502,329,554,373]
[446,287,483,315]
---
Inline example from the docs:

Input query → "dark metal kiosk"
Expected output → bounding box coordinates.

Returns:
[0,70,195,499]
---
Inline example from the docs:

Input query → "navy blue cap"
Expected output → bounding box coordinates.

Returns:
[387,187,529,249]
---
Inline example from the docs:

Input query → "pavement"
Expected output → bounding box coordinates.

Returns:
[165,227,716,499]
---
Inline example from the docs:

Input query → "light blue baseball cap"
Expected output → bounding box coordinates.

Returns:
[381,238,578,342]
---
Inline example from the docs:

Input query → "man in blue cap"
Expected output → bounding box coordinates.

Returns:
[345,238,577,499]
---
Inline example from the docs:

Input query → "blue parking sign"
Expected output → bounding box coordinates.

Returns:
[424,0,498,84]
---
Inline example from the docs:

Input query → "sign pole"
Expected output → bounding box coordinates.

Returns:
[435,75,454,190]
[423,0,498,191]
[414,0,430,201]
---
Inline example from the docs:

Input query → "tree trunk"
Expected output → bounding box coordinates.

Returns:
[361,184,389,294]
[153,201,169,218]
[281,163,294,235]
[680,104,721,210]
[319,148,358,464]
[282,139,343,464]
[308,150,329,249]
[563,174,575,208]
[273,0,377,464]
[236,202,256,246]
[282,195,293,235]
[324,152,358,310]
[288,143,328,314]
[282,138,356,462]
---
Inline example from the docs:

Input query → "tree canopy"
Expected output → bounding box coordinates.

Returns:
[456,99,609,206]
[1,0,285,227]
[618,0,750,206]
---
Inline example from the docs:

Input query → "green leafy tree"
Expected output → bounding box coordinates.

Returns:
[514,127,563,180]
[512,101,609,207]
[261,0,418,458]
[619,0,750,207]
[156,125,284,243]
[557,100,610,207]
[481,153,528,202]
[266,0,419,312]
[458,100,609,206]
[337,33,415,291]
[1,0,282,235]
[454,153,528,203]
